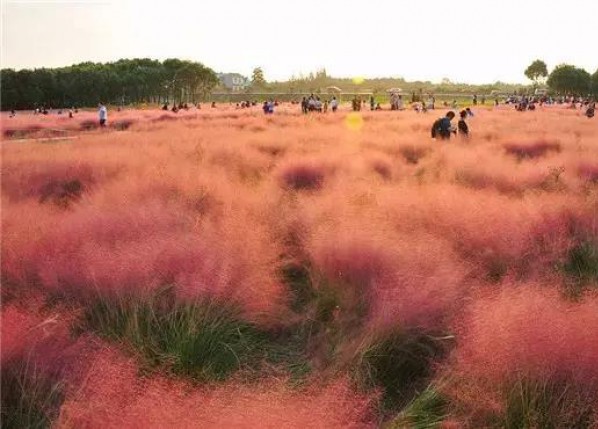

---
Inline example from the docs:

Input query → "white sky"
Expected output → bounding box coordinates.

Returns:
[2,0,597,84]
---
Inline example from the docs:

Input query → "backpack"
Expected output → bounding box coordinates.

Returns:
[431,118,442,138]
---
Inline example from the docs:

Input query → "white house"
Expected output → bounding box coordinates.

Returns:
[218,73,250,92]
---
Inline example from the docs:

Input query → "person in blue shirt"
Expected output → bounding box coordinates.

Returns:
[431,111,456,140]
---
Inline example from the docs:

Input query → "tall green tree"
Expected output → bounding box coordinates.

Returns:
[0,58,219,110]
[524,60,548,86]
[592,69,598,96]
[547,64,591,95]
[251,67,266,89]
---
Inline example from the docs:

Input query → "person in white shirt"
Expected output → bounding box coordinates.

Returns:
[330,97,338,112]
[98,103,108,127]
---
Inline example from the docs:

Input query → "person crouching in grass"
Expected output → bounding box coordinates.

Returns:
[431,111,456,140]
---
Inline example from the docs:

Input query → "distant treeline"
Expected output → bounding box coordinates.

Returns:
[1,58,219,111]
[2,60,596,111]
[266,72,529,97]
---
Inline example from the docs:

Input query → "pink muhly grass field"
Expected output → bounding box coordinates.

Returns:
[2,104,597,427]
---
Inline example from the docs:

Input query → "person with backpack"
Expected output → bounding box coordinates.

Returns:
[431,111,456,140]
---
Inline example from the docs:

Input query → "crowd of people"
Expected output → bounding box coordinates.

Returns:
[300,94,339,113]
[5,93,594,132]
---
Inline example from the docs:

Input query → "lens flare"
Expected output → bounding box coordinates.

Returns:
[352,76,365,85]
[345,112,364,131]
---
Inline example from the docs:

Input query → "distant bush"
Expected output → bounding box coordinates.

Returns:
[562,240,598,295]
[278,161,329,191]
[369,157,393,180]
[3,125,44,139]
[112,119,136,131]
[504,140,561,160]
[79,119,98,131]
[399,145,428,165]
[39,179,84,208]
[578,163,598,183]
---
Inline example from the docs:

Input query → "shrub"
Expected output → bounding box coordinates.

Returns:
[386,385,448,429]
[562,240,598,295]
[370,157,393,180]
[39,179,84,208]
[1,358,64,429]
[80,291,267,381]
[278,161,329,191]
[352,331,448,409]
[501,378,595,429]
[578,163,598,183]
[445,289,598,427]
[504,140,561,160]
[79,119,98,131]
[112,119,135,131]
[399,145,428,165]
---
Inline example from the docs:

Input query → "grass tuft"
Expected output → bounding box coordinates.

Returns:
[1,358,64,429]
[80,287,310,381]
[501,378,595,429]
[352,331,448,409]
[386,385,448,429]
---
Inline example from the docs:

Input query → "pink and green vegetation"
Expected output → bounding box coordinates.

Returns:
[1,104,598,428]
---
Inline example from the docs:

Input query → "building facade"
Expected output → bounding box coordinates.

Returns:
[218,73,250,92]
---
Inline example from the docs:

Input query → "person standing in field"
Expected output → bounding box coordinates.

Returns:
[458,110,469,137]
[431,111,456,140]
[330,96,338,112]
[98,103,107,127]
[370,96,375,111]
[586,101,595,118]
[397,94,404,110]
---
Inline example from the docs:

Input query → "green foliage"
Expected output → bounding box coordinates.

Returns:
[592,69,598,96]
[524,60,548,85]
[1,359,64,429]
[251,67,267,89]
[352,331,448,409]
[1,58,219,110]
[386,385,448,429]
[562,241,598,296]
[80,289,310,381]
[547,64,592,95]
[500,378,595,429]
[282,263,316,314]
[266,74,527,98]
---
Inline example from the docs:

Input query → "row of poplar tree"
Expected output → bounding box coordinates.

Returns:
[1,58,219,111]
